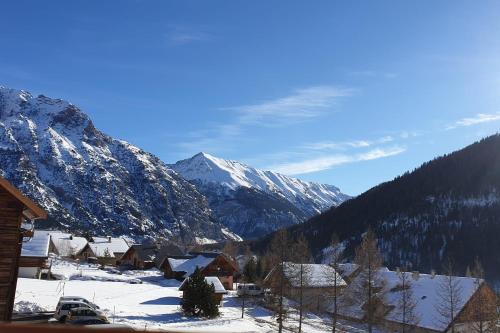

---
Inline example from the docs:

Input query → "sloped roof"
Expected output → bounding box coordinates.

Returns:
[87,237,129,258]
[49,232,88,256]
[336,268,481,332]
[0,177,47,219]
[179,276,227,294]
[173,255,215,276]
[128,244,157,262]
[168,257,191,270]
[337,263,360,278]
[21,230,50,258]
[281,262,346,288]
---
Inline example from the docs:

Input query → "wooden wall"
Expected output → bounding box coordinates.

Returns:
[0,187,24,321]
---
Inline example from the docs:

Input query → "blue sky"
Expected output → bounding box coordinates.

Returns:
[1,1,500,195]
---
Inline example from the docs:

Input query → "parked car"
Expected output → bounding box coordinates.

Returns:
[237,283,264,296]
[57,296,99,309]
[54,301,95,322]
[66,307,108,324]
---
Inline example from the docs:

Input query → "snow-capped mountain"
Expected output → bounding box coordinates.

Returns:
[0,86,239,244]
[170,152,350,238]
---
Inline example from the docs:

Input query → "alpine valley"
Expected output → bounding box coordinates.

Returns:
[0,86,349,244]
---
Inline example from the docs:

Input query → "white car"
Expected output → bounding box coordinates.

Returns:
[237,283,264,297]
[54,300,96,322]
[57,296,99,309]
[66,307,108,324]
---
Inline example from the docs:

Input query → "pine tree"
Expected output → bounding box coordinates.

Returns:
[244,257,257,283]
[255,257,264,281]
[181,267,220,318]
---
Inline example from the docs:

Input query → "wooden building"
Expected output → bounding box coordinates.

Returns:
[0,177,47,321]
[178,276,228,305]
[119,244,157,269]
[76,236,129,266]
[264,262,347,311]
[336,268,497,333]
[161,252,239,290]
[18,230,51,279]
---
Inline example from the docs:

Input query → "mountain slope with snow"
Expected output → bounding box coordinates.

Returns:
[171,152,349,238]
[0,86,238,244]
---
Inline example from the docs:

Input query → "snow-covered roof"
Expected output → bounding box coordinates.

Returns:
[205,277,227,293]
[335,269,481,332]
[179,276,227,294]
[49,232,88,257]
[88,237,129,258]
[382,271,480,331]
[337,263,359,278]
[21,230,51,258]
[282,262,346,288]
[173,255,215,276]
[168,258,190,270]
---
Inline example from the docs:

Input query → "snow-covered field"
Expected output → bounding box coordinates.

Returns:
[14,258,369,332]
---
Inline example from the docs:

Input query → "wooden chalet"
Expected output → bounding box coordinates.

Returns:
[161,252,239,290]
[119,244,157,269]
[336,268,497,333]
[0,177,47,321]
[76,236,129,266]
[264,262,347,311]
[18,230,51,279]
[179,276,228,305]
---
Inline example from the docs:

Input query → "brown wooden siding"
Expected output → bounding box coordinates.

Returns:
[0,187,24,321]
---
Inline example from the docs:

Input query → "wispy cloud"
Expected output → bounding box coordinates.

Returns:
[175,86,353,155]
[447,113,500,130]
[303,136,394,151]
[227,86,353,126]
[268,146,406,175]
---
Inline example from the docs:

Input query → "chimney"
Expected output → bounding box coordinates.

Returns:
[412,271,420,280]
[107,236,112,243]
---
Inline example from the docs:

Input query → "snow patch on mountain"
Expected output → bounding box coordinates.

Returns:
[0,86,236,245]
[171,152,350,238]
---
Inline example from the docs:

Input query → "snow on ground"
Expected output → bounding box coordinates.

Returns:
[15,258,373,332]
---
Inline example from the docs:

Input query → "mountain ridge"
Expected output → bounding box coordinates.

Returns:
[170,152,349,238]
[0,86,240,245]
[270,134,500,280]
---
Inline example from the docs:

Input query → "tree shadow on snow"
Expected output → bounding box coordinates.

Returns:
[140,296,180,306]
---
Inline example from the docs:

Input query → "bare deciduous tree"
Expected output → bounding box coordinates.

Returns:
[352,229,385,333]
[324,234,344,333]
[266,229,291,333]
[468,258,497,333]
[290,233,312,333]
[435,259,463,333]
[222,240,237,259]
[394,269,420,333]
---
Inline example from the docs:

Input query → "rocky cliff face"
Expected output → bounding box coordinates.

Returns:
[171,152,350,238]
[0,86,239,244]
